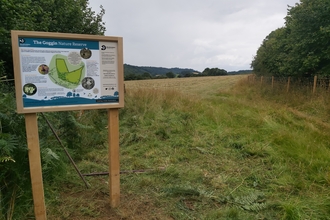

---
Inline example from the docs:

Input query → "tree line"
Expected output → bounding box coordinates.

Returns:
[124,67,228,81]
[251,0,330,77]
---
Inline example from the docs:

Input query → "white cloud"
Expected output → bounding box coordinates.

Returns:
[89,0,299,71]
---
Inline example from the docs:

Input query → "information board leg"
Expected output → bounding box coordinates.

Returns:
[25,113,47,220]
[107,109,120,207]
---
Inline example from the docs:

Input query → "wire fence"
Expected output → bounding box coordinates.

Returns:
[247,75,330,93]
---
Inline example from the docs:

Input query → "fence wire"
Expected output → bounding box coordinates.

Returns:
[248,75,330,93]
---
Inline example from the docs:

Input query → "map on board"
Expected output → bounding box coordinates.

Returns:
[17,36,120,110]
[48,54,85,89]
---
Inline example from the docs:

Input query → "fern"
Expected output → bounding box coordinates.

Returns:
[42,148,60,161]
[241,202,267,212]
[233,191,267,212]
[50,111,93,149]
[0,156,15,163]
[0,133,19,155]
[0,80,34,219]
[41,147,60,171]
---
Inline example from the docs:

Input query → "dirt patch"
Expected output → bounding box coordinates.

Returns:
[47,181,173,220]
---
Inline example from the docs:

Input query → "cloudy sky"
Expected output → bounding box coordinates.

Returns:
[89,0,299,72]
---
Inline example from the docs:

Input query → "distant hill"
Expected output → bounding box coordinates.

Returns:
[123,64,252,81]
[124,64,200,76]
[228,70,253,75]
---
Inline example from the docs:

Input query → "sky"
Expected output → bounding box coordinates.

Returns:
[89,0,299,72]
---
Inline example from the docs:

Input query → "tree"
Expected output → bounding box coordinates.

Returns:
[142,72,152,79]
[202,68,227,76]
[166,71,175,78]
[251,27,292,76]
[180,70,193,77]
[285,0,330,76]
[0,0,106,81]
[251,0,330,76]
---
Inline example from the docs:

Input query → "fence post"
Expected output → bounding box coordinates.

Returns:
[313,75,317,94]
[287,77,291,93]
[272,76,274,89]
[261,76,264,85]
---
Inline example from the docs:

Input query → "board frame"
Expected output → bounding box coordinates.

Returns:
[11,30,124,113]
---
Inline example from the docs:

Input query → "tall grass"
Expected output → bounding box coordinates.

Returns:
[35,75,330,219]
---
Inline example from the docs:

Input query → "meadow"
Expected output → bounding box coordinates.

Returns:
[42,75,330,219]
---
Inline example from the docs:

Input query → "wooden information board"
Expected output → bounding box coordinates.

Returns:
[11,30,124,219]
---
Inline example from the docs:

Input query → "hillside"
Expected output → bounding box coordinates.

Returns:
[228,69,252,75]
[124,64,200,76]
[124,64,252,79]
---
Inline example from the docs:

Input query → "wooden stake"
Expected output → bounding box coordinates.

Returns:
[272,76,274,89]
[25,113,47,220]
[107,109,120,207]
[287,77,291,93]
[313,75,317,94]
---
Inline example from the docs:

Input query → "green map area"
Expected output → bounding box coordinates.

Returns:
[49,54,85,89]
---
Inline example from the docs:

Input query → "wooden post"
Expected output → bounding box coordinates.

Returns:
[107,109,120,207]
[25,113,47,220]
[260,76,264,85]
[287,77,291,93]
[272,76,274,89]
[313,75,317,94]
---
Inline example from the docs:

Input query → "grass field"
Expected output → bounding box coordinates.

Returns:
[44,75,330,219]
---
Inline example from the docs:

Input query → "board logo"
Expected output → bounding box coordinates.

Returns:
[101,45,116,50]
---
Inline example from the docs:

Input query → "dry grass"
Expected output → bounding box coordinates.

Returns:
[48,176,172,220]
[124,75,248,98]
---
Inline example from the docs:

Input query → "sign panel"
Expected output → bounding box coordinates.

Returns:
[11,31,124,113]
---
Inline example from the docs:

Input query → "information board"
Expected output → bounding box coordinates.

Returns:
[11,31,124,113]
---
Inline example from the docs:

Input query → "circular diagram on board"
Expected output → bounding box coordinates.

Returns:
[38,64,49,74]
[81,77,95,90]
[23,83,37,96]
[80,48,92,59]
[68,51,82,65]
[93,88,99,94]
